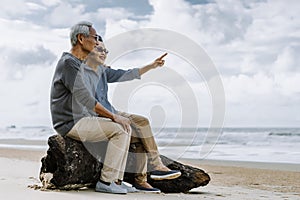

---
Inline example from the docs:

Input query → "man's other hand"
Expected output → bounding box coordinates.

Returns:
[113,114,132,134]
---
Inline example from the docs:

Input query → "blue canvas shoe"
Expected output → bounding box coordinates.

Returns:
[95,181,127,194]
[133,183,161,193]
[120,181,138,193]
[150,170,181,180]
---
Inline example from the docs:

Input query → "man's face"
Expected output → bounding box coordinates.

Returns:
[82,27,100,53]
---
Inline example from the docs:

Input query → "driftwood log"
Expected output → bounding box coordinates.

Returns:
[39,135,210,193]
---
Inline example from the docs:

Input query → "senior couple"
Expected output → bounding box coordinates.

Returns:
[50,21,181,194]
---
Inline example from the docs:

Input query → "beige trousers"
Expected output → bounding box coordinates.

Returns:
[118,112,165,183]
[66,117,131,183]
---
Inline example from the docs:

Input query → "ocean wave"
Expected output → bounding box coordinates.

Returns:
[268,132,300,136]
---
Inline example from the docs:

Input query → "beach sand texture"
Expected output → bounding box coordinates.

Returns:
[0,147,299,200]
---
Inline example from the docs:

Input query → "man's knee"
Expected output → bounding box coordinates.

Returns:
[115,123,132,137]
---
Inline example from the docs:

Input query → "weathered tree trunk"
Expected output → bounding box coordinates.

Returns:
[39,135,210,193]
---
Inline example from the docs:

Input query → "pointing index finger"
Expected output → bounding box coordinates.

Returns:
[157,53,168,60]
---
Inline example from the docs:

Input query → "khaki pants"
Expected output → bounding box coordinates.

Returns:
[118,112,164,183]
[66,117,131,183]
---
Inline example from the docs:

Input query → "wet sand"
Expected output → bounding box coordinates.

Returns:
[0,143,299,199]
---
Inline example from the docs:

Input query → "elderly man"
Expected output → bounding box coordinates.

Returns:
[82,41,181,192]
[50,21,134,194]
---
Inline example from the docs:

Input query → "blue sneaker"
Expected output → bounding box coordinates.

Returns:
[95,181,127,194]
[150,170,181,180]
[133,183,161,193]
[120,181,138,193]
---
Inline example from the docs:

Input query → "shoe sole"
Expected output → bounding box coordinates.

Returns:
[125,188,139,193]
[150,172,181,180]
[136,189,161,193]
[95,188,127,194]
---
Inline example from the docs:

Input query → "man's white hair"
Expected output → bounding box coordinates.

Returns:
[70,21,93,46]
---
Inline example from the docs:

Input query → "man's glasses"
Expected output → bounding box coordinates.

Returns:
[90,34,102,42]
[95,46,109,55]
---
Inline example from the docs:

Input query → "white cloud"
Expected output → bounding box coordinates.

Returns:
[224,73,274,104]
[246,0,300,40]
[0,63,54,127]
[0,0,35,17]
[273,46,300,73]
[97,7,133,21]
[139,0,300,126]
[45,2,90,27]
[146,0,203,42]
[104,19,139,38]
[275,73,300,96]
[1,0,300,127]
[0,46,56,80]
[41,0,61,7]
[0,15,67,127]
[26,2,47,12]
[108,49,213,127]
[0,18,68,53]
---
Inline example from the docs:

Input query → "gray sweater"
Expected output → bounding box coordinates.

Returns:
[50,52,97,136]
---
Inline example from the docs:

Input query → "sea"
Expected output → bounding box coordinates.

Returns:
[0,126,299,164]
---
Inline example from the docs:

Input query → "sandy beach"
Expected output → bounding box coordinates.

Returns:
[0,143,299,200]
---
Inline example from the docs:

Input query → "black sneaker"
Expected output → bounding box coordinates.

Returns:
[133,184,161,193]
[150,170,181,180]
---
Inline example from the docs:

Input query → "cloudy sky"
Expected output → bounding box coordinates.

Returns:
[0,0,299,128]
